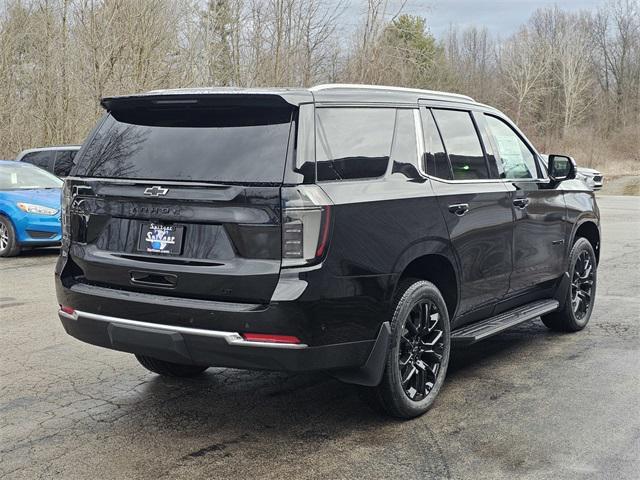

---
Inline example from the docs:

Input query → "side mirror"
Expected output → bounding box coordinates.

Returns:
[547,154,576,182]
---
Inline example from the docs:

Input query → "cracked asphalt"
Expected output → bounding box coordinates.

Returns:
[1,195,639,480]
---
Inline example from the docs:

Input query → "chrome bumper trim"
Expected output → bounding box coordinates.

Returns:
[59,309,308,349]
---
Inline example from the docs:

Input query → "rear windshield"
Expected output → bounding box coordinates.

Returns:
[72,106,294,183]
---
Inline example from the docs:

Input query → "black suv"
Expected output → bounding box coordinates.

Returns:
[56,85,600,418]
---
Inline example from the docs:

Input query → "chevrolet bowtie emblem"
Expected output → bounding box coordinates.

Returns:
[143,186,169,197]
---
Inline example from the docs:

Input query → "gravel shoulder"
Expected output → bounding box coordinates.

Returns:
[599,175,640,196]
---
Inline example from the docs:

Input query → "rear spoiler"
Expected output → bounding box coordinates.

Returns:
[101,88,313,112]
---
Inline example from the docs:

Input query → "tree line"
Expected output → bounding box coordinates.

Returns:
[1,0,638,173]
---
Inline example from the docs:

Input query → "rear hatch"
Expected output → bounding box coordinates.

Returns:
[63,94,297,304]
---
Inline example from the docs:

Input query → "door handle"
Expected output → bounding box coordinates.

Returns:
[513,198,530,209]
[448,203,470,216]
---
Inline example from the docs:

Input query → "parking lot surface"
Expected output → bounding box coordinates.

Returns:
[1,195,639,480]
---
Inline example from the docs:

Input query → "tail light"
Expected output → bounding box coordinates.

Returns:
[281,185,333,267]
[60,181,72,256]
[241,333,301,344]
[59,305,75,315]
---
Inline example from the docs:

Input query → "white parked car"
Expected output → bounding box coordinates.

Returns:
[575,166,604,191]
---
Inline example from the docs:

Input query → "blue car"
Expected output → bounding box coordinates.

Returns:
[0,160,63,256]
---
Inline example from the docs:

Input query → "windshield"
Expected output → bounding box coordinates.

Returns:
[72,106,294,184]
[0,163,63,190]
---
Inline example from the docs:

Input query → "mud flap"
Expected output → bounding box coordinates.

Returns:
[554,271,571,310]
[331,322,391,387]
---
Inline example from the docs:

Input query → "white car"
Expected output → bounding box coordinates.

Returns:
[575,166,604,191]
[540,155,603,191]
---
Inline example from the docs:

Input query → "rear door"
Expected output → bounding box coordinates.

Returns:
[421,105,513,318]
[65,99,295,304]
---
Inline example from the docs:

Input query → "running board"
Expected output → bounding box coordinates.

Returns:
[451,299,559,345]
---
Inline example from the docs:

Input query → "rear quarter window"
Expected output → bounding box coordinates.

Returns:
[389,109,422,179]
[315,107,395,181]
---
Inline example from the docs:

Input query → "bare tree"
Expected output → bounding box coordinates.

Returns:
[556,14,594,131]
[444,25,496,102]
[497,26,549,124]
[0,0,637,175]
[591,0,640,128]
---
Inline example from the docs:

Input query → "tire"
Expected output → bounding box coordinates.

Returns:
[542,237,597,332]
[135,355,209,377]
[361,279,451,419]
[0,216,21,257]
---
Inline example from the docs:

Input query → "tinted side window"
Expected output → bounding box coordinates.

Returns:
[53,151,75,177]
[422,109,451,180]
[389,109,421,179]
[485,115,538,179]
[432,109,488,180]
[316,108,395,181]
[293,104,315,182]
[21,151,54,171]
[474,114,502,179]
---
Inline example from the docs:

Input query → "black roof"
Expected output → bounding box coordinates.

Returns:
[101,84,479,111]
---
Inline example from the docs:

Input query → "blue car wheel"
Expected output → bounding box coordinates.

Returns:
[0,216,21,257]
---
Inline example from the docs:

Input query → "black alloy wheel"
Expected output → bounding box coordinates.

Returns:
[399,299,446,401]
[542,237,597,332]
[571,250,595,321]
[361,279,451,419]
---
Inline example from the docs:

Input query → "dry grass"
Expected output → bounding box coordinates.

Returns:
[536,125,640,175]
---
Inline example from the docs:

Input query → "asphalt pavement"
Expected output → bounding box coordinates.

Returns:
[1,195,639,480]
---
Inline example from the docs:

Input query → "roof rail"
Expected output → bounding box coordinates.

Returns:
[310,83,474,102]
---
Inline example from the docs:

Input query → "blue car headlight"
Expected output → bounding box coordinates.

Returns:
[16,202,59,216]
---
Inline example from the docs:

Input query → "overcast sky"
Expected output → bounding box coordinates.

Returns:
[340,0,603,38]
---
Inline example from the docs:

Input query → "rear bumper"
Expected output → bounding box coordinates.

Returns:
[55,278,375,373]
[58,308,373,372]
[55,252,386,376]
